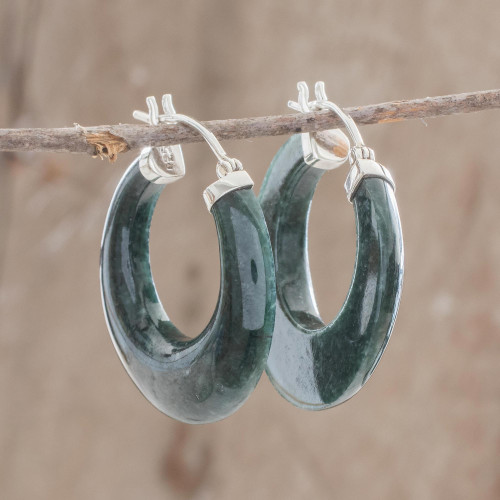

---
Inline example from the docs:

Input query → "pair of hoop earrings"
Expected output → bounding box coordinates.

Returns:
[100,82,404,424]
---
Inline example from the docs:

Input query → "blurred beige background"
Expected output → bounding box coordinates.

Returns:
[1,1,499,499]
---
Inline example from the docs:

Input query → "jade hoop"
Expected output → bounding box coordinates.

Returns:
[259,80,404,411]
[101,96,275,423]
[100,158,275,423]
[259,134,403,409]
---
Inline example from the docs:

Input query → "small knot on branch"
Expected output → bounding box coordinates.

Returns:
[84,130,129,162]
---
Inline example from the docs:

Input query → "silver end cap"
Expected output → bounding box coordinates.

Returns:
[345,156,395,202]
[203,170,254,211]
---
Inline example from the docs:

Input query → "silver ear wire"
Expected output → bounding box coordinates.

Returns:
[133,94,246,198]
[152,95,243,178]
[288,81,395,201]
[289,81,350,171]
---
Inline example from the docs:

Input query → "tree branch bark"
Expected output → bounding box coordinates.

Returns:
[0,89,498,160]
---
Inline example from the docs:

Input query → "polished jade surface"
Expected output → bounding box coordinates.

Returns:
[259,135,404,409]
[101,159,275,423]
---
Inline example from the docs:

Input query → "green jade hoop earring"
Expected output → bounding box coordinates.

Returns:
[100,95,275,423]
[259,82,404,409]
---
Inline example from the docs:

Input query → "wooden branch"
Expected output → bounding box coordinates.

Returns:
[0,89,498,161]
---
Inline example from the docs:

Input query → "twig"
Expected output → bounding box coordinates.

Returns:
[0,89,498,160]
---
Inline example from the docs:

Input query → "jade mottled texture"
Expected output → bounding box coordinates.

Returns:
[259,135,404,409]
[101,159,275,423]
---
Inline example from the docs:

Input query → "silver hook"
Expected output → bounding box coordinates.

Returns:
[289,82,394,201]
[288,81,364,147]
[134,94,242,180]
[288,81,351,171]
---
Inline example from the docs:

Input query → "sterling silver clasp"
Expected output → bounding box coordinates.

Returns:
[288,82,351,170]
[134,94,244,183]
[134,94,252,211]
[289,81,395,202]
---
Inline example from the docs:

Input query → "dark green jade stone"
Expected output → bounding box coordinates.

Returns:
[100,159,276,424]
[259,135,404,410]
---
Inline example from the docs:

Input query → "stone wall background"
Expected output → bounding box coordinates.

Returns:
[0,1,499,499]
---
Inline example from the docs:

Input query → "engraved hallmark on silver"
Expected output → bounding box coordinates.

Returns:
[138,146,185,185]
